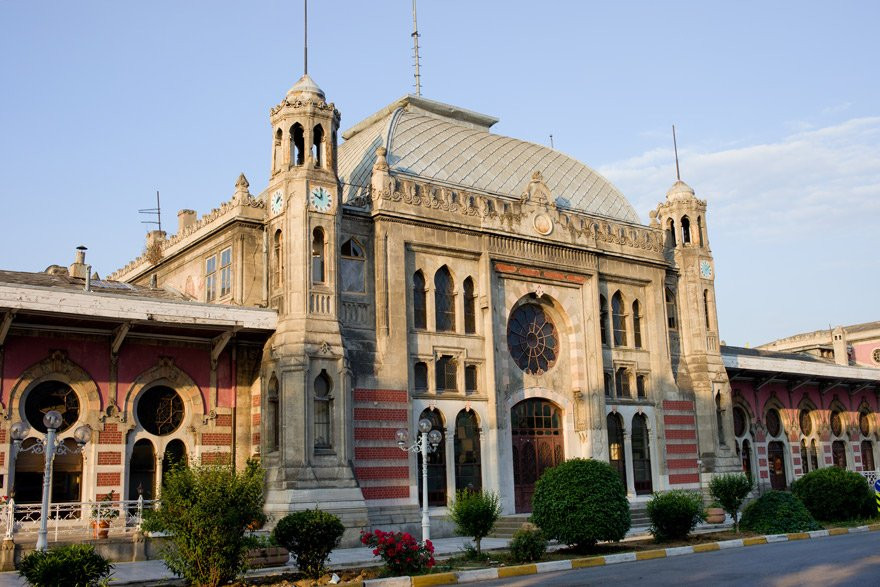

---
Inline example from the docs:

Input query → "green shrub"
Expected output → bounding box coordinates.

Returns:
[508,526,547,563]
[531,459,631,548]
[142,459,266,587]
[18,544,113,587]
[449,490,502,555]
[709,473,753,531]
[646,490,706,541]
[273,508,345,579]
[740,490,822,534]
[791,467,875,522]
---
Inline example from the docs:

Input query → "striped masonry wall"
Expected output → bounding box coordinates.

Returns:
[353,388,410,501]
[662,400,700,486]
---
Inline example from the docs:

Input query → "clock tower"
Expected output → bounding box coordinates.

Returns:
[262,73,367,531]
[654,180,741,479]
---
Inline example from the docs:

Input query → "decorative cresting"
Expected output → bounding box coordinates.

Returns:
[122,357,206,428]
[520,171,555,208]
[5,350,102,423]
[507,305,558,375]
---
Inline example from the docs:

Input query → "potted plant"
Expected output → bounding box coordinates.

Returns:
[91,490,120,539]
[706,500,726,524]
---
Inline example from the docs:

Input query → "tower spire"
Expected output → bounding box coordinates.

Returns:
[672,124,681,181]
[303,0,308,75]
[411,0,421,96]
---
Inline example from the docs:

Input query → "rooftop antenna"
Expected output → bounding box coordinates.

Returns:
[672,124,681,181]
[549,134,554,149]
[303,0,308,75]
[139,190,162,233]
[411,0,422,95]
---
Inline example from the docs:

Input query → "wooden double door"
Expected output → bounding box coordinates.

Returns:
[511,399,564,513]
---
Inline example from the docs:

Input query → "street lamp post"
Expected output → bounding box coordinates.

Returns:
[396,418,442,541]
[9,411,91,550]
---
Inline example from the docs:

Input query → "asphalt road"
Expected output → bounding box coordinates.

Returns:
[468,531,880,586]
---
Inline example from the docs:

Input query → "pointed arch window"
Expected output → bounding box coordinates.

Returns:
[434,266,455,332]
[665,288,678,330]
[463,277,476,334]
[267,375,280,452]
[632,300,643,348]
[697,216,704,246]
[599,294,609,346]
[312,124,324,168]
[291,123,304,166]
[666,218,676,247]
[454,410,482,491]
[273,230,283,289]
[311,227,325,284]
[412,271,427,329]
[615,367,631,398]
[611,291,627,346]
[273,128,283,173]
[413,362,428,393]
[313,370,332,449]
[703,289,712,329]
[681,216,692,244]
[340,239,366,293]
[418,409,446,506]
[715,392,726,446]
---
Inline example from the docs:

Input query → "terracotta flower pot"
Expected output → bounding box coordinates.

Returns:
[92,519,111,539]
[706,507,725,524]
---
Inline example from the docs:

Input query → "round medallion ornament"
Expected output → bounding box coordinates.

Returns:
[507,304,558,375]
[533,213,553,236]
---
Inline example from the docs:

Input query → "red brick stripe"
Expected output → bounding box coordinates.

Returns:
[666,429,697,440]
[354,408,407,422]
[666,458,698,470]
[355,447,408,461]
[663,400,695,411]
[665,443,698,454]
[97,451,122,466]
[663,414,696,426]
[354,389,408,403]
[354,466,409,480]
[362,486,409,500]
[355,428,398,440]
[669,473,700,485]
[201,433,232,446]
[97,472,120,486]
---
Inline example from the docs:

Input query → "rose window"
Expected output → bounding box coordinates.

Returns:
[507,305,558,374]
[137,386,185,436]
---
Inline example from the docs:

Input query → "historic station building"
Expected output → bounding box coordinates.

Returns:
[2,67,878,543]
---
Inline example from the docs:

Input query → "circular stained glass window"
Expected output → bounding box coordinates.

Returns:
[766,409,781,437]
[873,348,880,364]
[830,410,843,437]
[799,409,812,436]
[860,411,871,437]
[137,386,184,436]
[25,380,80,433]
[733,406,746,437]
[507,305,558,375]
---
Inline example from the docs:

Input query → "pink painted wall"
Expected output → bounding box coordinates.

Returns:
[852,340,880,367]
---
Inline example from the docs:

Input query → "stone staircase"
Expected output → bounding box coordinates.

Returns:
[489,502,650,539]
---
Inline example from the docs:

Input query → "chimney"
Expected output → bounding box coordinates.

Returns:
[146,230,167,249]
[68,245,89,279]
[177,209,196,234]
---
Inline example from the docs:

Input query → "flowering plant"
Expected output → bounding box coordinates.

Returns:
[360,529,435,576]
[0,495,9,507]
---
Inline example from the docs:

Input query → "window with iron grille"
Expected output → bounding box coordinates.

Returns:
[465,365,478,394]
[436,355,457,392]
[219,247,232,297]
[205,255,217,302]
[434,266,455,332]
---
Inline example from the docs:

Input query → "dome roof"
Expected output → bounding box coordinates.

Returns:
[338,96,640,224]
[666,180,695,201]
[286,73,325,101]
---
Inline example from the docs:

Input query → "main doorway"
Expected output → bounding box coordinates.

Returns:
[511,399,564,513]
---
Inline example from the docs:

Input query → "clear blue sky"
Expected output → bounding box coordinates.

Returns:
[2,1,878,346]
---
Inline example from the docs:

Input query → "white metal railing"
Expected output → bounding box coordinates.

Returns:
[1,497,158,543]
[859,470,878,487]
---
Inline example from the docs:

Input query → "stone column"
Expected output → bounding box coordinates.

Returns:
[445,429,456,505]
[623,431,636,498]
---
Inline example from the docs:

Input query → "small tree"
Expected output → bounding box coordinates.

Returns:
[273,508,345,579]
[709,473,753,532]
[142,459,266,587]
[448,489,502,555]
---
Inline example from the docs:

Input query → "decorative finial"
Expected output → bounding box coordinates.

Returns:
[672,124,681,181]
[235,173,249,190]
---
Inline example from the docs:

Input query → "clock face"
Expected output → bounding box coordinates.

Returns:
[699,259,713,279]
[271,190,284,215]
[310,186,333,212]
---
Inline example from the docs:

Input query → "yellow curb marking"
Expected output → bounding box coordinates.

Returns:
[828,528,849,536]
[497,564,537,578]
[412,572,458,586]
[743,537,768,546]
[571,557,606,568]
[786,532,809,540]
[693,542,721,552]
[636,549,667,560]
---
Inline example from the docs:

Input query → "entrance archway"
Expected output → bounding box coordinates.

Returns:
[417,409,446,507]
[768,441,787,490]
[511,399,563,513]
[631,413,652,495]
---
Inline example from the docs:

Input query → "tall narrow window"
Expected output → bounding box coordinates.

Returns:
[291,123,304,166]
[667,218,676,247]
[413,362,428,393]
[267,375,280,452]
[313,370,332,449]
[412,271,427,329]
[604,372,612,397]
[434,266,455,332]
[636,374,646,399]
[615,367,630,398]
[463,277,476,334]
[311,227,325,284]
[697,216,704,246]
[715,392,726,446]
[611,291,627,346]
[340,239,366,293]
[205,255,217,302]
[418,409,446,506]
[665,288,677,330]
[272,128,282,172]
[703,289,711,329]
[600,295,609,345]
[312,124,324,168]
[219,246,232,297]
[454,410,482,491]
[800,439,810,474]
[436,355,457,392]
[465,365,478,394]
[632,300,642,348]
[273,230,283,288]
[681,216,691,244]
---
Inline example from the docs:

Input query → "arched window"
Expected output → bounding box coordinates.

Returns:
[454,410,482,491]
[436,355,457,392]
[412,271,427,329]
[137,386,185,436]
[665,288,677,330]
[832,440,847,469]
[413,362,428,393]
[25,380,80,433]
[615,367,631,398]
[312,124,324,168]
[16,437,83,504]
[599,295,609,346]
[311,227,325,284]
[340,239,366,293]
[162,439,187,486]
[313,370,332,449]
[273,230,283,289]
[290,123,304,166]
[703,289,711,329]
[697,216,704,246]
[604,372,613,397]
[741,438,753,483]
[611,291,627,346]
[607,413,626,488]
[463,277,476,334]
[267,375,280,452]
[418,409,446,506]
[632,300,643,348]
[715,392,726,446]
[272,128,282,172]
[681,216,691,244]
[861,440,875,471]
[666,218,676,247]
[800,439,811,474]
[129,438,156,501]
[632,413,652,495]
[434,266,455,332]
[809,439,820,472]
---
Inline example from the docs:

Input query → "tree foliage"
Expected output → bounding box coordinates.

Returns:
[273,509,345,579]
[646,490,706,541]
[448,490,502,554]
[740,490,822,534]
[709,473,753,531]
[791,467,876,522]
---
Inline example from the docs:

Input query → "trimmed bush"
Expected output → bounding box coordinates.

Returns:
[18,544,113,587]
[709,473,753,531]
[531,459,631,548]
[646,490,706,541]
[273,508,345,579]
[791,467,875,522]
[740,490,822,534]
[449,490,502,554]
[509,526,547,563]
[142,459,266,587]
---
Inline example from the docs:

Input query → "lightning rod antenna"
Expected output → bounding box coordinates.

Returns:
[672,124,681,181]
[303,0,308,75]
[411,0,422,96]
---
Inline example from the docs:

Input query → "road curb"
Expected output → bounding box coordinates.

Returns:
[363,524,880,586]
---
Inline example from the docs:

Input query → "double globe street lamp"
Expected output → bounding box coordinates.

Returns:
[9,410,91,550]
[396,418,442,541]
